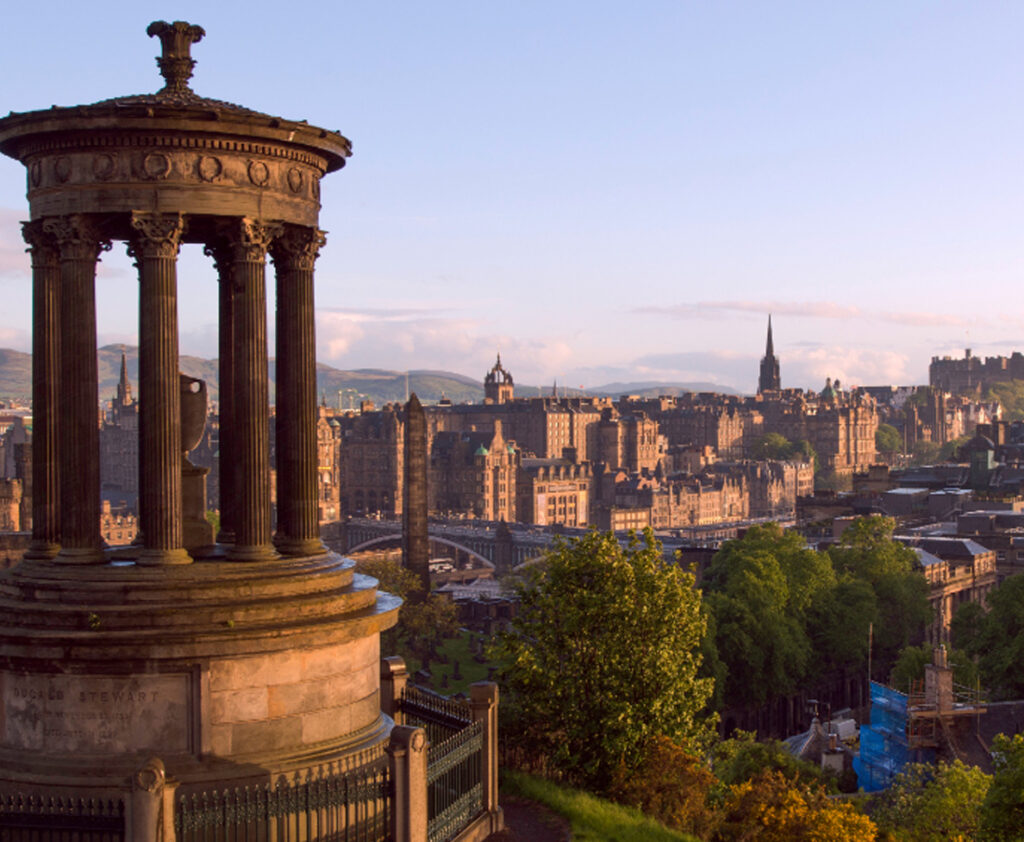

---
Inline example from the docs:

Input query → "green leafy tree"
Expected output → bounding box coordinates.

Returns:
[751,432,791,460]
[873,760,990,842]
[980,732,1024,841]
[890,644,978,695]
[712,731,827,790]
[493,528,713,791]
[828,516,931,680]
[940,435,970,461]
[876,423,902,454]
[953,573,1024,700]
[703,524,834,707]
[354,555,458,662]
[985,379,1024,422]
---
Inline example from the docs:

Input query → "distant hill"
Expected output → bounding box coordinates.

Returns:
[589,381,740,398]
[0,348,739,407]
[0,349,31,400]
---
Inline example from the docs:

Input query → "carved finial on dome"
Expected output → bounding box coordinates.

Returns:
[147,21,205,95]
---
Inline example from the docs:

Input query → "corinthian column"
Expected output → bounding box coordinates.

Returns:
[221,218,281,561]
[204,241,236,545]
[270,225,327,556]
[21,221,60,559]
[128,211,191,565]
[43,214,110,564]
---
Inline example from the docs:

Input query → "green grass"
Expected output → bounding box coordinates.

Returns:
[405,630,492,696]
[500,769,699,842]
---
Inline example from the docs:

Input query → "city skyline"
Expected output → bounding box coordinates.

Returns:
[1,2,1022,393]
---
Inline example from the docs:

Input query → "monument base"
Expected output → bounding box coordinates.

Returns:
[0,550,399,793]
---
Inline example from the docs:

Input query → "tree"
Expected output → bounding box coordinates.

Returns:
[952,573,1024,700]
[890,644,978,694]
[985,379,1024,423]
[873,760,990,842]
[609,735,718,840]
[493,528,713,791]
[703,524,834,707]
[980,732,1024,841]
[876,423,902,454]
[751,432,791,460]
[714,770,876,841]
[712,731,826,790]
[828,516,931,679]
[354,555,458,662]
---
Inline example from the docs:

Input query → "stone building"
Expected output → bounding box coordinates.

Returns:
[429,420,518,521]
[516,458,592,527]
[335,404,404,517]
[930,348,1024,395]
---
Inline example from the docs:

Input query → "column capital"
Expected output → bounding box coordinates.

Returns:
[42,214,112,262]
[214,217,283,266]
[127,211,188,262]
[269,225,326,272]
[21,220,59,265]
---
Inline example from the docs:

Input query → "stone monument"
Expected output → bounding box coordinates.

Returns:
[0,20,399,800]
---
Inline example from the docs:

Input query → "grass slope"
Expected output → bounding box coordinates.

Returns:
[501,770,699,842]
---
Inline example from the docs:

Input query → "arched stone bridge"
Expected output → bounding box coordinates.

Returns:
[321,517,744,575]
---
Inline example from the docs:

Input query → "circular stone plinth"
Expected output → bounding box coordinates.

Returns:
[0,551,400,787]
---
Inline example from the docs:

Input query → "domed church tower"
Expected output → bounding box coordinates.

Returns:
[484,353,514,403]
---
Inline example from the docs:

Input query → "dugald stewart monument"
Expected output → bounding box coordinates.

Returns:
[0,21,501,842]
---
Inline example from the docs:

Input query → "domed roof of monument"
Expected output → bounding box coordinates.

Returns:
[0,20,351,172]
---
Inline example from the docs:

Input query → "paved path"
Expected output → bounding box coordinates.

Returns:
[485,795,571,841]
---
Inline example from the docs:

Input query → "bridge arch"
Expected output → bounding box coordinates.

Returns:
[344,533,495,569]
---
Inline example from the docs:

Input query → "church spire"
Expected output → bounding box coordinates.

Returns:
[758,316,781,394]
[116,349,132,406]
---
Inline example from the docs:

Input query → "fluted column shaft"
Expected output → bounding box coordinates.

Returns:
[43,214,109,564]
[206,242,236,544]
[129,211,191,565]
[224,218,280,561]
[22,221,61,559]
[271,226,326,556]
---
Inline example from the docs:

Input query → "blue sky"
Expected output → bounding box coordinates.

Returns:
[1,2,1022,393]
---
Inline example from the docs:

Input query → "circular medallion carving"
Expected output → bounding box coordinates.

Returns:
[411,731,426,751]
[248,160,270,187]
[142,152,172,180]
[287,167,304,193]
[197,155,223,182]
[29,161,42,188]
[92,154,116,180]
[54,157,72,183]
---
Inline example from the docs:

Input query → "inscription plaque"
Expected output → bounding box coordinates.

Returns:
[1,672,191,754]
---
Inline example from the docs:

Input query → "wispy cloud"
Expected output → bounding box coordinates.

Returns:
[635,300,974,328]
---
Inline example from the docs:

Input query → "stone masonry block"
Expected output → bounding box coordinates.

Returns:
[211,687,269,724]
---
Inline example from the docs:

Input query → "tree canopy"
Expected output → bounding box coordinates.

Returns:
[750,433,818,468]
[876,423,902,454]
[952,573,1024,700]
[873,760,991,842]
[493,528,713,791]
[828,516,931,680]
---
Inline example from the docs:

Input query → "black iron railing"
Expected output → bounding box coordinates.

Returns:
[0,793,125,842]
[174,757,390,842]
[426,720,483,842]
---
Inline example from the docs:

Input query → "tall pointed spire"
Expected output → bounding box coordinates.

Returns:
[758,316,781,394]
[116,348,132,406]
